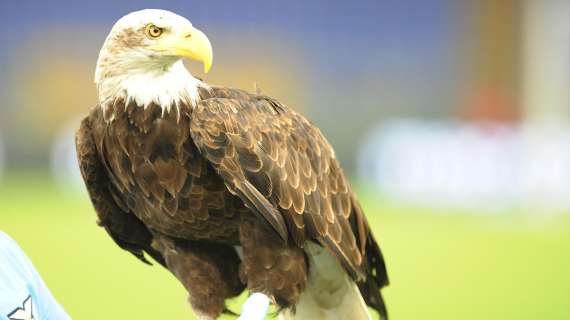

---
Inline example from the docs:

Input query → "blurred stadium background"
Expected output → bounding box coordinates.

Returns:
[1,0,569,319]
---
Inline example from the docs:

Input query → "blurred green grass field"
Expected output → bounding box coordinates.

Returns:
[2,173,570,319]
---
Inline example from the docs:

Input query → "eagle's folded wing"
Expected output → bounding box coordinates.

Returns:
[190,96,367,279]
[76,116,165,267]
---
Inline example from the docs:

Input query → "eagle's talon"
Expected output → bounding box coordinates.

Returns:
[238,293,270,320]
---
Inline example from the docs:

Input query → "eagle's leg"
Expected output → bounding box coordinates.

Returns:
[239,218,308,311]
[151,235,245,320]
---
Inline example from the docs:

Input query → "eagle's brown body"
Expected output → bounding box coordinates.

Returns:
[76,85,388,318]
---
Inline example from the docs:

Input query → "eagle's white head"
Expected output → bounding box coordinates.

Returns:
[95,9,212,111]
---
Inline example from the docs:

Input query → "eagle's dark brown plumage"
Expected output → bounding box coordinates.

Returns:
[78,9,388,320]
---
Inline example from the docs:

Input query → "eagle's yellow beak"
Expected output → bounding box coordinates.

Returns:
[170,27,213,73]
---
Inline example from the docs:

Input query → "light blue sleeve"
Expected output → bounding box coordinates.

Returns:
[0,232,71,320]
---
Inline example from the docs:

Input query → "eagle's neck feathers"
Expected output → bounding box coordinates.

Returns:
[96,58,205,118]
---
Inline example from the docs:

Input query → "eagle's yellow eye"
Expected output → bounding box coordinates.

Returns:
[145,24,164,38]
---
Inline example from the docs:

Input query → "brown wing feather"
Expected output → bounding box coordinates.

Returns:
[90,100,244,243]
[191,94,365,279]
[75,116,165,266]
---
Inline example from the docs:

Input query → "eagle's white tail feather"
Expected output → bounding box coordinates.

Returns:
[278,243,372,320]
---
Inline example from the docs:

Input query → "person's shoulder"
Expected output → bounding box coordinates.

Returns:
[0,231,72,319]
[0,231,24,255]
[0,231,30,259]
[0,231,34,274]
[0,230,16,242]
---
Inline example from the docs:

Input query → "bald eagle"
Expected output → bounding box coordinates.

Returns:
[76,9,388,320]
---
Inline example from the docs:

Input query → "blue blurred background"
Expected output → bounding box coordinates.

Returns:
[1,1,569,319]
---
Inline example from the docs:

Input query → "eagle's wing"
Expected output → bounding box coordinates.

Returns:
[76,117,165,266]
[190,95,369,279]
